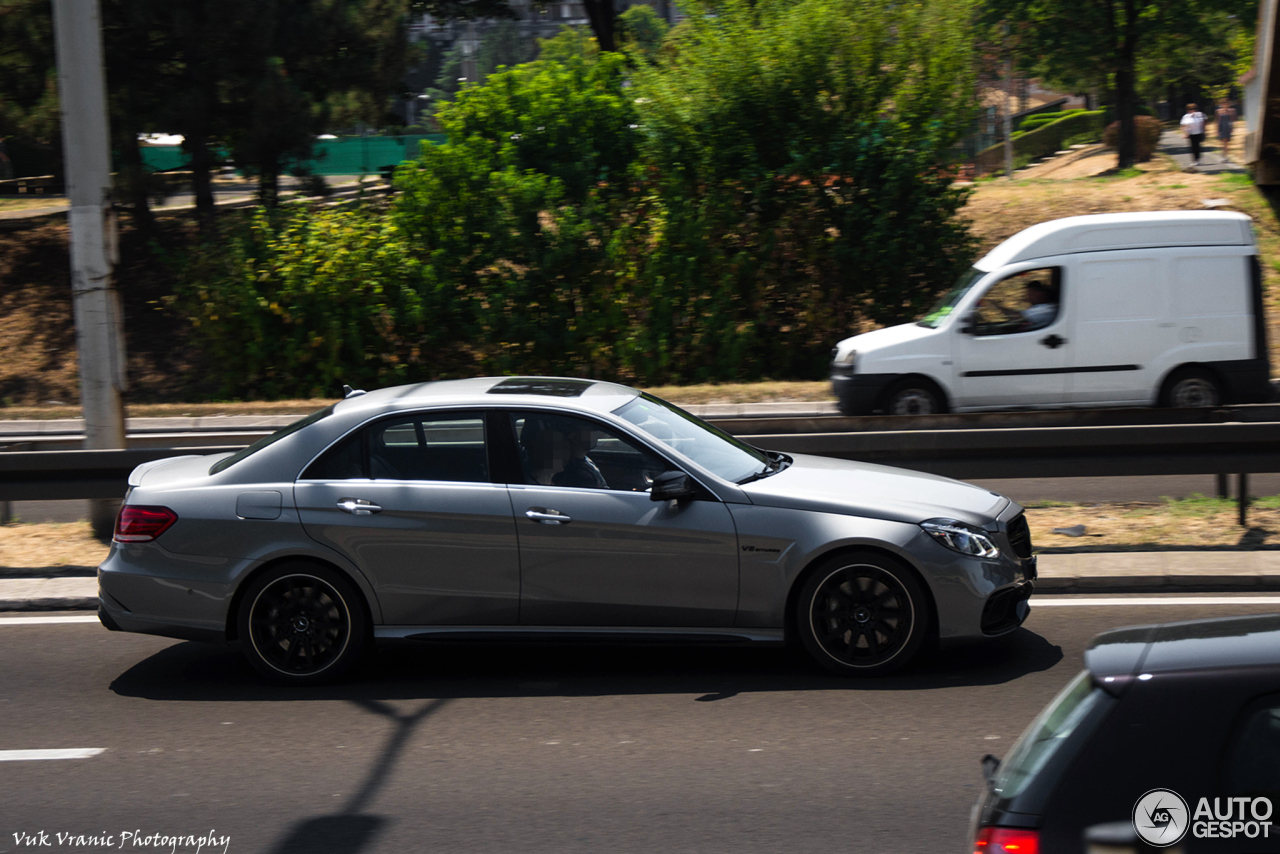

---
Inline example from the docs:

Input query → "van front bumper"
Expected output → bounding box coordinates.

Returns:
[830,368,898,415]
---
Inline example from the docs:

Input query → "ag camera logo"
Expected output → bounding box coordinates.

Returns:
[1133,789,1190,847]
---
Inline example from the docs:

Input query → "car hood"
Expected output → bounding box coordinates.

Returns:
[739,453,1008,527]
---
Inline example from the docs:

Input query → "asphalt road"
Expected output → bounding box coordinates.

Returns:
[2,595,1279,854]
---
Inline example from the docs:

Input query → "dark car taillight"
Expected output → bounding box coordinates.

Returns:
[974,827,1039,854]
[114,506,178,543]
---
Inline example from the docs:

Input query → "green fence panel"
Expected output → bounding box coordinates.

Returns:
[138,135,446,175]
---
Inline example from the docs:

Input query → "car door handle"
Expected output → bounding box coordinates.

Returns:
[337,498,382,515]
[1039,334,1067,349]
[526,509,572,525]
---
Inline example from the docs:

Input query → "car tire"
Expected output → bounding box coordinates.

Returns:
[795,553,931,677]
[237,562,369,685]
[1161,367,1223,408]
[882,378,947,416]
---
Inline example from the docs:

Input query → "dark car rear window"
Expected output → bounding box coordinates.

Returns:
[991,669,1115,813]
[209,405,335,475]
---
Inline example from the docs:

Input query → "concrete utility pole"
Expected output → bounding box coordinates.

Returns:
[52,0,127,541]
[1003,57,1014,178]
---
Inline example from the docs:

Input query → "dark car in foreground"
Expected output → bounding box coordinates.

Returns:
[972,613,1280,854]
[99,377,1035,684]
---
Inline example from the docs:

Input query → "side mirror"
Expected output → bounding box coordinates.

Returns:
[650,470,697,502]
[980,754,1000,788]
[959,312,978,335]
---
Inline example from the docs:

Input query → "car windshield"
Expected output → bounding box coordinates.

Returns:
[613,393,771,484]
[209,405,335,475]
[993,669,1108,800]
[917,267,985,328]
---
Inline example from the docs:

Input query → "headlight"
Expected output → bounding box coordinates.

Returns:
[921,519,1000,559]
[832,347,857,368]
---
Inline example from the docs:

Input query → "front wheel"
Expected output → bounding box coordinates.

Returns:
[882,378,947,416]
[237,563,369,685]
[795,553,931,677]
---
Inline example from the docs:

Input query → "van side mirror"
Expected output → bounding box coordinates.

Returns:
[650,470,697,502]
[960,312,978,335]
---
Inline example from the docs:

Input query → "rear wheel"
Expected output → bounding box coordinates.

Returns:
[1161,367,1223,408]
[882,378,947,416]
[237,562,368,685]
[795,553,930,677]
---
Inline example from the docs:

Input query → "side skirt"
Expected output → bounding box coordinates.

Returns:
[374,626,786,645]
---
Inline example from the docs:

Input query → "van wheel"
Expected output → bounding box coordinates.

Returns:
[883,378,947,416]
[1161,368,1223,408]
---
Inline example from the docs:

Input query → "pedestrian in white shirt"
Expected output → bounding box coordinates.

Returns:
[1180,102,1207,166]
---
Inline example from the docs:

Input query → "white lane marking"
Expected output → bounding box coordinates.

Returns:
[1034,596,1280,607]
[0,616,100,626]
[0,748,105,761]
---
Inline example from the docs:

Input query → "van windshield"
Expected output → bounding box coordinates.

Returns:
[918,267,985,328]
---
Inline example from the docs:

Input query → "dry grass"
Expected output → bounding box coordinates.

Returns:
[0,521,107,570]
[1026,496,1280,552]
[0,197,67,213]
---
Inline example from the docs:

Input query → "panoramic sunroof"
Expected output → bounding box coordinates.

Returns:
[487,378,594,397]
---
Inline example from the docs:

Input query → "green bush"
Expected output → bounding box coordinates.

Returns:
[1101,115,1164,161]
[172,0,984,393]
[975,110,1105,174]
[174,207,435,399]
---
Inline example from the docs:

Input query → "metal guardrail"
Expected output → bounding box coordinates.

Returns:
[2,422,1279,501]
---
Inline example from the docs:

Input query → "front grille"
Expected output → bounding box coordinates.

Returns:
[1006,513,1032,559]
[981,584,1033,635]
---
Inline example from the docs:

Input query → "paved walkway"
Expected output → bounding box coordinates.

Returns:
[5,551,1280,611]
[1158,128,1245,174]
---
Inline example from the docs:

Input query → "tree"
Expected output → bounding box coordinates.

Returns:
[0,0,59,178]
[412,0,623,52]
[983,0,1257,169]
[626,0,980,380]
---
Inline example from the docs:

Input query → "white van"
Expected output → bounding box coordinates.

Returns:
[830,211,1272,415]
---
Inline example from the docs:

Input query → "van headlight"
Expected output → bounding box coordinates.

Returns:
[832,347,856,368]
[920,519,1000,559]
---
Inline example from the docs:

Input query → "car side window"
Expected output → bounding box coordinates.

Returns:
[973,267,1061,336]
[1225,699,1280,800]
[509,412,668,492]
[302,412,489,483]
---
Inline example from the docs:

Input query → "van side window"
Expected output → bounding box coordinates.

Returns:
[973,268,1061,336]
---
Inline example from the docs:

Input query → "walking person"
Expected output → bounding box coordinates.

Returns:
[1181,102,1208,167]
[1216,100,1238,161]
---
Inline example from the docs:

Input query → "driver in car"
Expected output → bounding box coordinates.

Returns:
[1021,279,1058,330]
[551,422,608,489]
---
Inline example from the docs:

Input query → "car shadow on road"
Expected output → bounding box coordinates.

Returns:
[108,628,1062,703]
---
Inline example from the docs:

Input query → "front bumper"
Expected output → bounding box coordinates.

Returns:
[830,367,899,415]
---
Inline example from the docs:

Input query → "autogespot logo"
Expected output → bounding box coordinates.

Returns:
[1133,788,1190,847]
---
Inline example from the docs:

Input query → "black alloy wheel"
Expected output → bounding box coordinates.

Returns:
[796,554,929,676]
[238,563,368,684]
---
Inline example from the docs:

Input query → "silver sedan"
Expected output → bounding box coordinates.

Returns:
[99,377,1036,683]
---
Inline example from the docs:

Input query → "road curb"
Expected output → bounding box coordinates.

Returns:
[1035,575,1280,594]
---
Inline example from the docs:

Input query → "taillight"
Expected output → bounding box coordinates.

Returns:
[974,827,1039,854]
[114,505,178,543]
